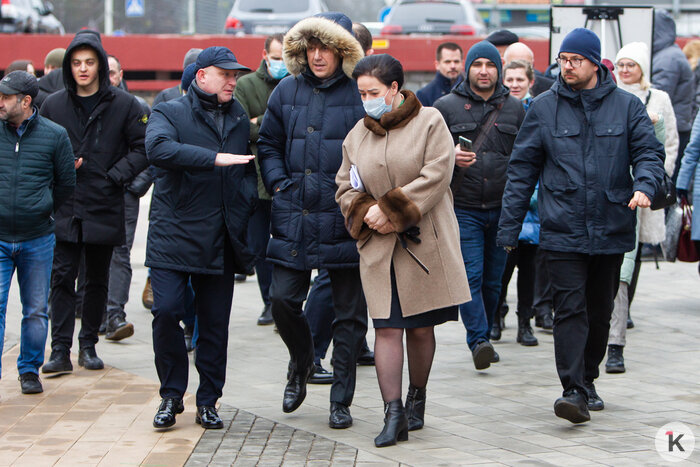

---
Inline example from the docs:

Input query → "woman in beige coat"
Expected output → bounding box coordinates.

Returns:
[336,54,470,447]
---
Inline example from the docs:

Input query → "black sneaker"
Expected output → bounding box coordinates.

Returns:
[584,381,604,411]
[42,349,72,374]
[471,340,494,370]
[19,372,43,394]
[554,389,590,424]
[105,318,134,341]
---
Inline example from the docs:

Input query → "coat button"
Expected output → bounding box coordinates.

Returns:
[303,209,309,215]
[564,129,568,134]
[313,88,320,94]
[305,169,312,175]
[307,126,314,133]
[291,249,298,257]
[608,128,612,133]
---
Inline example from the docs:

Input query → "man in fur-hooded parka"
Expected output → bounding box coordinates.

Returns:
[257,12,368,425]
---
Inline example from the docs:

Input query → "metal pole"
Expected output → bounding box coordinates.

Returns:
[672,0,681,18]
[187,0,195,34]
[105,0,113,35]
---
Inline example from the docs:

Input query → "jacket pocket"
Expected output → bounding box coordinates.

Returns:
[594,124,625,157]
[549,125,581,157]
[449,122,478,137]
[541,158,577,194]
[603,188,635,235]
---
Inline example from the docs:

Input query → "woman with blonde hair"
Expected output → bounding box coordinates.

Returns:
[605,42,678,375]
[336,54,470,447]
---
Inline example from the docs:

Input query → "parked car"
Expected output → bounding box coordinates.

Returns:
[31,0,65,34]
[0,0,36,33]
[224,0,328,35]
[380,0,486,36]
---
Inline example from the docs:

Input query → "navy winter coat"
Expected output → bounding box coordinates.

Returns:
[257,69,365,270]
[416,72,463,107]
[498,66,666,255]
[145,87,257,275]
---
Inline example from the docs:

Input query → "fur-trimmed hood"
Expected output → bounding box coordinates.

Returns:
[283,14,364,79]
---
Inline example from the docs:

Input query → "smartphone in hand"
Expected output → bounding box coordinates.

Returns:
[459,136,472,151]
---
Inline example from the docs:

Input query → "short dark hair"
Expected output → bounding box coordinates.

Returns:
[264,33,285,53]
[436,42,463,61]
[352,54,404,89]
[352,23,373,55]
[503,59,534,82]
[5,59,33,74]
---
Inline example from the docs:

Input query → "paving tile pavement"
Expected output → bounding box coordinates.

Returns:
[2,195,700,466]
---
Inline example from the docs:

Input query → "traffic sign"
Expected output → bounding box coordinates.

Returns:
[126,0,144,17]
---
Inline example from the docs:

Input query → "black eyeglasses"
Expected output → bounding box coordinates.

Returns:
[556,56,585,68]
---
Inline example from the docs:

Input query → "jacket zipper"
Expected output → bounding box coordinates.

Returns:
[10,134,20,238]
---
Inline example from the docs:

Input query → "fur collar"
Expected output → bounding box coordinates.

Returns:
[363,90,422,136]
[283,16,364,79]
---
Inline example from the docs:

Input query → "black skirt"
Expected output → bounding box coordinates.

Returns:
[372,266,459,329]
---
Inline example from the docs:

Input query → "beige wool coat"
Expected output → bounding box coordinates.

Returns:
[336,91,470,319]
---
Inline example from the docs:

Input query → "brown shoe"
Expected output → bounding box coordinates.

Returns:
[142,277,153,310]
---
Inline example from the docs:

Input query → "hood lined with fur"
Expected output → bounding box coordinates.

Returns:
[283,16,364,79]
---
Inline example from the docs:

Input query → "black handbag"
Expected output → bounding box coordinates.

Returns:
[650,172,677,211]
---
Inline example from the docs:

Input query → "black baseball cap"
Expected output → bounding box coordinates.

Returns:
[195,46,250,72]
[0,71,39,98]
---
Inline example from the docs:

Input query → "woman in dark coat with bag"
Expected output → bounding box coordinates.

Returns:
[336,54,470,447]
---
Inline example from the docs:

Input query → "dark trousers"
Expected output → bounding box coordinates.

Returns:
[150,239,235,406]
[106,191,140,322]
[532,247,553,318]
[50,241,113,351]
[304,269,334,363]
[497,242,538,319]
[247,199,272,306]
[269,264,367,406]
[672,130,691,184]
[544,250,623,395]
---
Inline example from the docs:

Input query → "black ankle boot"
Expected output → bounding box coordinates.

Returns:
[374,399,409,447]
[490,319,502,341]
[405,385,426,431]
[516,311,538,346]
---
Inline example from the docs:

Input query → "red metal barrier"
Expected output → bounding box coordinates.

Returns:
[1,33,695,92]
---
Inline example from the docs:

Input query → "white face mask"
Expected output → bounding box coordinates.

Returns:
[363,89,393,119]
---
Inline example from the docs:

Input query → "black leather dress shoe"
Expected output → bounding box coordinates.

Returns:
[282,363,313,413]
[42,349,72,374]
[153,397,184,428]
[308,364,333,384]
[357,348,375,366]
[195,405,224,429]
[554,389,590,424]
[78,347,104,370]
[329,402,352,429]
[256,304,274,326]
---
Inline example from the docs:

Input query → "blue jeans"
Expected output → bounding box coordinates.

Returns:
[455,208,507,350]
[0,233,55,377]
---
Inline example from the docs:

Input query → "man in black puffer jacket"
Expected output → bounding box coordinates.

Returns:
[146,46,257,430]
[434,40,525,371]
[257,12,367,428]
[39,30,149,374]
[0,71,75,395]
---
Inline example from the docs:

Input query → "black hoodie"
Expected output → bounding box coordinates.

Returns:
[39,30,148,246]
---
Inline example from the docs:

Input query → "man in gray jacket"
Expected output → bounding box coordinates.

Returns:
[652,9,694,181]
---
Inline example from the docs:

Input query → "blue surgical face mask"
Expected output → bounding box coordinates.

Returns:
[363,89,393,120]
[267,59,288,79]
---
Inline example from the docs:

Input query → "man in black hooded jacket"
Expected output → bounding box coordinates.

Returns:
[39,30,148,374]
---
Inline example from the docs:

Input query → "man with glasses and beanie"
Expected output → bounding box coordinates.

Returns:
[498,28,665,423]
[0,71,75,395]
[146,46,257,430]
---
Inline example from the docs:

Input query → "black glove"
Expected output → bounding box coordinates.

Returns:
[678,188,689,202]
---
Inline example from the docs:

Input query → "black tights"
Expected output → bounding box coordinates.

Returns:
[374,326,436,402]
